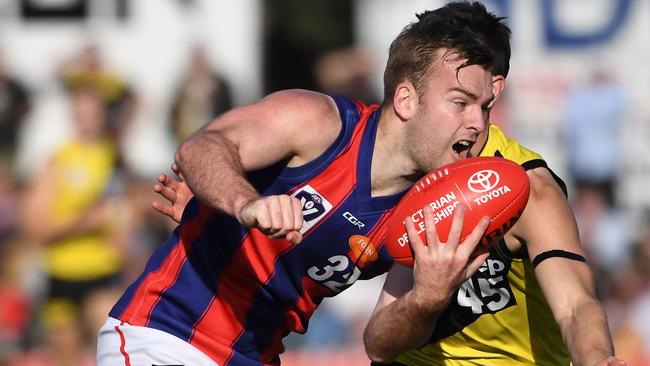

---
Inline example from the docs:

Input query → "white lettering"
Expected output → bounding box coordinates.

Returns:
[397,201,460,245]
[398,233,409,247]
[410,209,424,223]
[473,185,512,206]
[427,192,457,211]
[343,211,365,228]
[487,259,506,276]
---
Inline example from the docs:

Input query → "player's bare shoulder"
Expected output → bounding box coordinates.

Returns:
[268,89,341,131]
[506,166,577,253]
[213,89,342,170]
[525,167,565,199]
[267,89,343,167]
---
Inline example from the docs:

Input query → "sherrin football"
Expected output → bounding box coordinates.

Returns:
[385,156,530,267]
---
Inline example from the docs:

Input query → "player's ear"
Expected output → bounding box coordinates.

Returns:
[393,81,418,121]
[490,75,506,106]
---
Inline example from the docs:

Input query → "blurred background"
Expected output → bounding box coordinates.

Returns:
[0,0,648,365]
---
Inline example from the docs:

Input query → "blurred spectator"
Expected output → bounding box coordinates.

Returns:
[0,238,33,365]
[0,51,31,173]
[0,170,20,247]
[170,44,233,143]
[572,184,632,273]
[0,51,31,251]
[20,88,128,365]
[609,236,650,365]
[313,47,379,105]
[58,44,137,155]
[119,176,178,282]
[564,66,627,207]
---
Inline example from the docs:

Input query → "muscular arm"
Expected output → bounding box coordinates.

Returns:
[174,89,342,240]
[510,168,622,366]
[175,127,255,220]
[364,206,489,362]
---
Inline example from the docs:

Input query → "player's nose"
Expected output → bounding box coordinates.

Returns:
[465,105,487,132]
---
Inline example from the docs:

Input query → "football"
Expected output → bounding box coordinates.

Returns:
[385,156,530,267]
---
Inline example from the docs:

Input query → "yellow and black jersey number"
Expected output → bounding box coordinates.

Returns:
[429,241,516,342]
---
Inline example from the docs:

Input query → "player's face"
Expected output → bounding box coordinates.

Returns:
[409,52,495,171]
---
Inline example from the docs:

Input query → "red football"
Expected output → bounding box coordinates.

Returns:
[385,156,530,267]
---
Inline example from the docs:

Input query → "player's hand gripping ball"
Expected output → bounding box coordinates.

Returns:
[385,157,530,267]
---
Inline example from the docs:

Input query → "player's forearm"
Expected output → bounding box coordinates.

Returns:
[364,291,444,363]
[559,299,615,366]
[175,131,258,218]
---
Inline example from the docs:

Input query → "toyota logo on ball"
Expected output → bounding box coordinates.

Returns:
[467,170,500,193]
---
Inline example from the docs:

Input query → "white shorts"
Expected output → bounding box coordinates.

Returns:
[96,317,219,366]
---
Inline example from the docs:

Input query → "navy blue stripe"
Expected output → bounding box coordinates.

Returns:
[146,205,247,340]
[111,197,208,319]
[229,200,392,362]
[109,225,182,319]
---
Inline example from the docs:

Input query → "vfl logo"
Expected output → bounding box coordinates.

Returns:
[292,185,333,234]
[467,170,500,193]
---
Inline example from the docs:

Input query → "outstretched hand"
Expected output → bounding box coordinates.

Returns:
[152,164,193,223]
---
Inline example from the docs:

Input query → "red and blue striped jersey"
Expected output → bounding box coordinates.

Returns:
[109,95,404,366]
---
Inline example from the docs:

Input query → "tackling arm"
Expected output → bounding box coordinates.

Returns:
[511,167,625,366]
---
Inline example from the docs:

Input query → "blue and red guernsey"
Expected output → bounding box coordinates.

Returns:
[109,95,403,366]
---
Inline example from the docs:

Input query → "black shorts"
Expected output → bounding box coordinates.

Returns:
[47,272,123,306]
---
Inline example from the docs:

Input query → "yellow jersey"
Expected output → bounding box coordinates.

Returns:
[393,125,571,366]
[46,138,123,281]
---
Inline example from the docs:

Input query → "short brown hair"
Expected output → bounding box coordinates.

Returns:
[382,1,511,105]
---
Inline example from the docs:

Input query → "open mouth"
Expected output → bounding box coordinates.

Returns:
[452,140,473,157]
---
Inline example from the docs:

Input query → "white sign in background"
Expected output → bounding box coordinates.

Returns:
[1,0,648,209]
